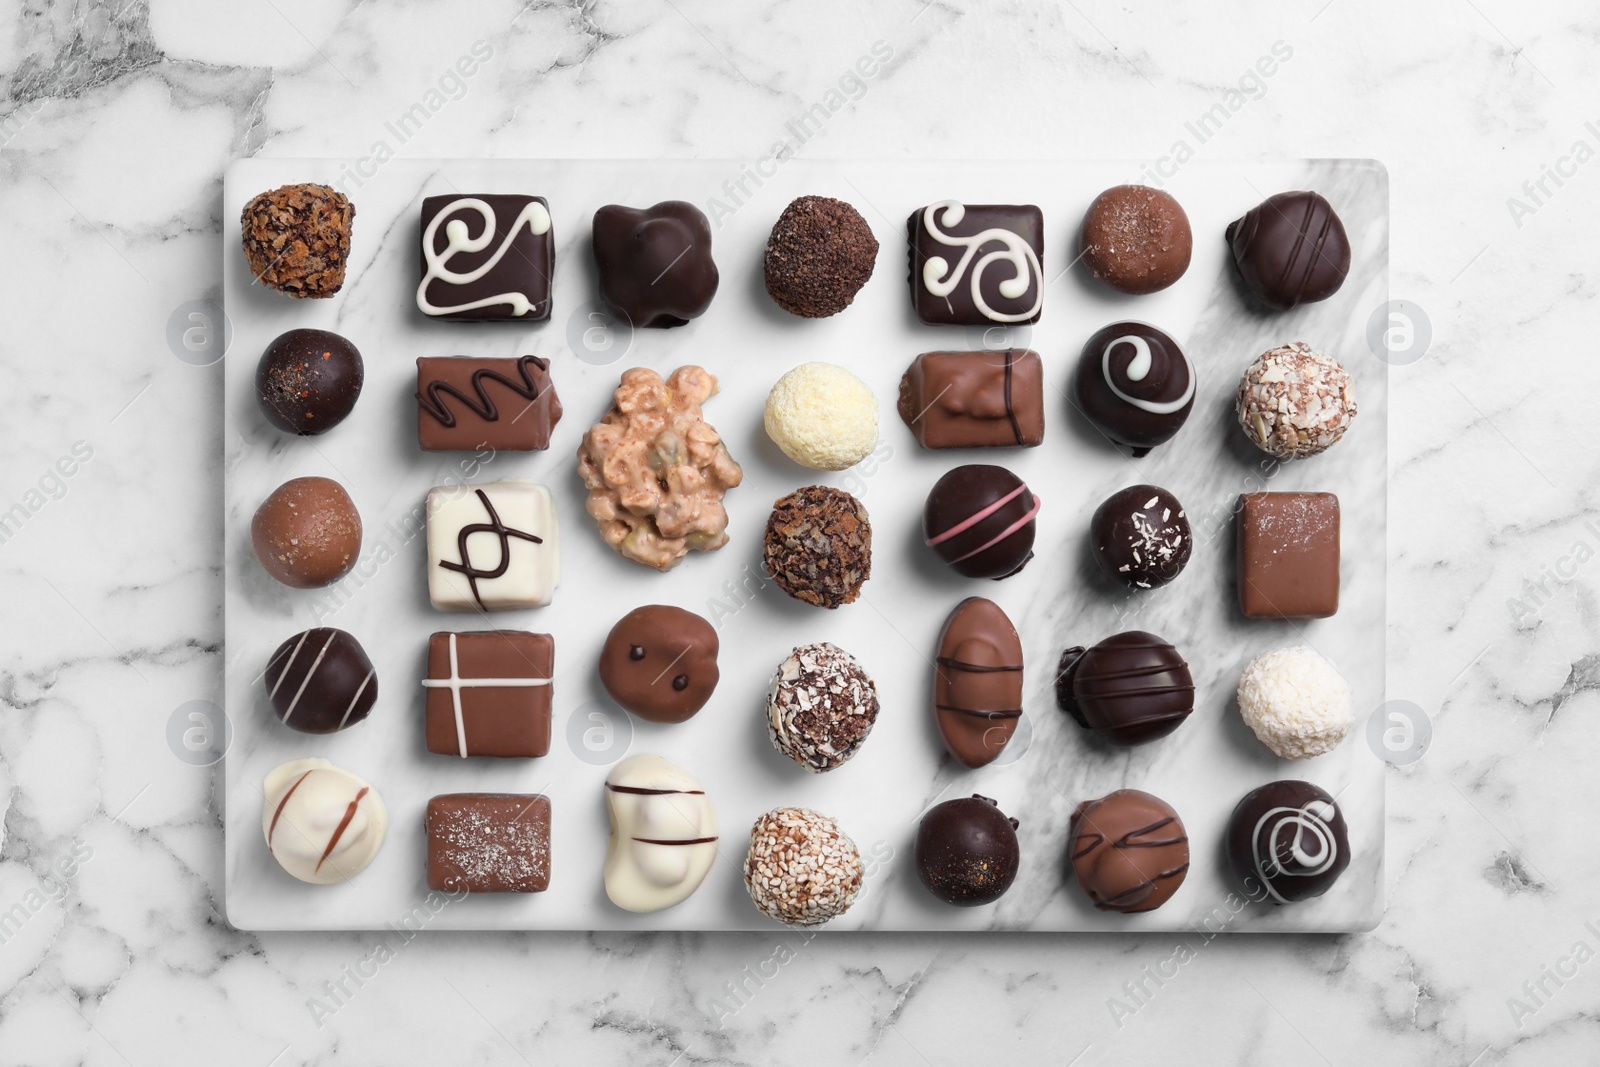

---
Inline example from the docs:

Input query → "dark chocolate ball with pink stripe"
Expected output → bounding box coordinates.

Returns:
[922,464,1040,580]
[264,627,378,734]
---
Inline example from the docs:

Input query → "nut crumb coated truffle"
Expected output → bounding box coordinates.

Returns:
[241,183,355,298]
[743,806,864,925]
[764,362,879,470]
[763,196,879,318]
[762,486,872,608]
[1237,343,1356,459]
[766,642,880,772]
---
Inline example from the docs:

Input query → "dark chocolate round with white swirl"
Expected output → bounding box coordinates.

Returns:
[1225,780,1350,904]
[264,627,376,734]
[1091,484,1191,589]
[922,464,1040,580]
[1226,190,1351,310]
[1055,631,1193,746]
[1073,322,1194,457]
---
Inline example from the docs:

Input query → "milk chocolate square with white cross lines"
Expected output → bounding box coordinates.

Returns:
[423,630,552,758]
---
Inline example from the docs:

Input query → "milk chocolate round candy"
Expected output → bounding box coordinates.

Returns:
[915,795,1020,906]
[1079,185,1192,295]
[1055,632,1193,746]
[1069,789,1189,913]
[1226,190,1351,310]
[1226,780,1350,904]
[923,465,1040,580]
[1074,322,1194,457]
[599,606,719,724]
[264,628,377,734]
[592,201,719,328]
[250,476,362,589]
[1091,485,1191,589]
[934,597,1023,768]
[255,329,364,435]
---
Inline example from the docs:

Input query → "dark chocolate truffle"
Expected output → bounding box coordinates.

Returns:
[1078,185,1192,295]
[593,201,719,327]
[1226,780,1350,904]
[909,202,1044,325]
[923,464,1039,580]
[1074,322,1194,457]
[255,329,364,436]
[763,486,872,608]
[764,196,878,318]
[417,194,552,320]
[240,183,354,298]
[1069,789,1189,913]
[599,605,720,724]
[766,643,879,772]
[934,597,1023,769]
[915,795,1021,906]
[1226,190,1351,310]
[1055,632,1193,746]
[250,476,362,589]
[1091,485,1191,589]
[264,628,376,734]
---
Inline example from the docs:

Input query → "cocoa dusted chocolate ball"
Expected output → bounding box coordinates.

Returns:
[240,183,354,298]
[255,328,364,436]
[763,486,872,608]
[915,795,1020,906]
[1079,185,1192,295]
[763,195,878,318]
[250,476,362,589]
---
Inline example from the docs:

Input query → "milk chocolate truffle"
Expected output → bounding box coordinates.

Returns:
[1226,780,1350,904]
[255,329,364,436]
[593,201,719,327]
[1091,485,1191,589]
[766,643,879,772]
[764,196,878,318]
[744,807,863,925]
[915,795,1020,906]
[1237,343,1356,459]
[264,628,376,734]
[1078,185,1192,295]
[1227,190,1351,310]
[923,464,1040,580]
[240,183,354,298]
[262,758,386,884]
[1074,322,1195,457]
[934,597,1023,769]
[763,486,872,608]
[1069,789,1189,913]
[251,476,362,589]
[1056,632,1194,746]
[599,606,719,724]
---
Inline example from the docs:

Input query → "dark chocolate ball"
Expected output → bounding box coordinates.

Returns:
[1074,322,1194,457]
[1226,190,1351,310]
[764,196,878,318]
[592,201,719,328]
[1055,632,1193,746]
[1226,780,1351,904]
[1091,484,1191,589]
[763,486,872,608]
[915,795,1020,906]
[264,627,376,734]
[1079,185,1192,295]
[255,328,364,435]
[923,465,1039,580]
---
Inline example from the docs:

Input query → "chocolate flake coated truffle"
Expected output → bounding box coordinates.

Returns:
[922,464,1039,580]
[256,328,364,436]
[1226,779,1350,904]
[240,183,354,298]
[763,486,872,608]
[593,201,719,327]
[264,627,376,734]
[766,642,880,772]
[1226,190,1351,310]
[1237,342,1356,459]
[744,807,864,925]
[1079,185,1192,295]
[1056,631,1194,746]
[1091,484,1191,589]
[764,196,879,318]
[915,795,1021,906]
[250,476,362,589]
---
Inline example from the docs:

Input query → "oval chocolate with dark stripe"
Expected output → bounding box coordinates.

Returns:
[934,597,1024,768]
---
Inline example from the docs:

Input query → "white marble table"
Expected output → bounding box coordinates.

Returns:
[1,1,1595,1063]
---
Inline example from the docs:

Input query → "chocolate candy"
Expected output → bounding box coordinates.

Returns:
[1236,646,1354,760]
[1226,780,1350,903]
[934,597,1023,768]
[240,183,353,299]
[423,631,553,758]
[1073,322,1194,457]
[251,476,362,589]
[599,606,719,724]
[264,628,376,734]
[425,480,559,611]
[1226,190,1351,310]
[425,792,551,893]
[1078,185,1192,295]
[594,201,719,327]
[923,464,1039,580]
[1090,485,1191,589]
[1237,343,1357,459]
[764,196,878,318]
[1236,492,1340,619]
[1055,632,1193,746]
[909,201,1043,326]
[898,350,1044,449]
[1069,789,1189,913]
[262,758,386,884]
[256,329,364,435]
[604,754,719,913]
[417,194,552,320]
[763,486,872,608]
[915,795,1020,906]
[743,807,863,925]
[415,355,562,452]
[766,643,879,773]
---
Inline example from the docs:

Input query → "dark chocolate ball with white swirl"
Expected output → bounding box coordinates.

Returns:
[1073,322,1194,456]
[264,628,377,734]
[1091,485,1191,589]
[923,464,1040,580]
[1055,631,1193,746]
[1225,780,1350,904]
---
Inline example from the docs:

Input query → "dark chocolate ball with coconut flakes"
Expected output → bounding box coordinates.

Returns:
[1090,484,1191,589]
[766,643,880,772]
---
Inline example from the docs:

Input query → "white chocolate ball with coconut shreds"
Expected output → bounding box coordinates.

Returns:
[262,758,388,884]
[764,362,879,470]
[1236,646,1355,760]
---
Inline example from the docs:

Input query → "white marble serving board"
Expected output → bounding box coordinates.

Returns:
[222,158,1386,932]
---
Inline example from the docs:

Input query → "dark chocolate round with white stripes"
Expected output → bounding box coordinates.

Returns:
[264,628,377,734]
[1225,779,1350,904]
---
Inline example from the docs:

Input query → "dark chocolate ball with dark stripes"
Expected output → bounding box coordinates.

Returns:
[1055,631,1192,745]
[264,628,377,734]
[1226,190,1351,310]
[922,464,1040,580]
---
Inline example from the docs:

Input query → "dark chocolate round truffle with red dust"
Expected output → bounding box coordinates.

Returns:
[763,196,879,318]
[256,328,364,436]
[915,795,1021,906]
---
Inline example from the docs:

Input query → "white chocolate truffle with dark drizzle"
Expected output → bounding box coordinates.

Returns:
[603,755,719,913]
[261,758,387,885]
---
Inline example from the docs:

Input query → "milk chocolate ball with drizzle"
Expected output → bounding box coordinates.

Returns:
[1073,322,1195,457]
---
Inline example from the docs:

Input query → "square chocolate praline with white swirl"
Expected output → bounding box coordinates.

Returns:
[417,194,553,321]
[908,202,1044,326]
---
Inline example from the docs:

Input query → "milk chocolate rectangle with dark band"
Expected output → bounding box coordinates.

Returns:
[423,630,553,758]
[425,792,551,893]
[898,350,1044,449]
[1236,492,1340,619]
[415,355,562,452]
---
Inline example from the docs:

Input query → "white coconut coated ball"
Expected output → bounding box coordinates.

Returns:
[1236,646,1354,760]
[764,362,878,470]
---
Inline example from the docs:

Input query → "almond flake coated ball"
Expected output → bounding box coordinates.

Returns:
[763,362,879,470]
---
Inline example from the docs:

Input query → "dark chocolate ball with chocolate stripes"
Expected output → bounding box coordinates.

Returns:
[1055,631,1193,746]
[599,605,720,724]
[264,627,377,734]
[1091,484,1191,589]
[922,464,1040,580]
[1226,190,1351,310]
[1074,322,1194,457]
[1226,779,1351,904]
[916,795,1021,906]
[255,328,364,436]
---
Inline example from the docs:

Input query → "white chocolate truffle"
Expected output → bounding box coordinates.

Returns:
[262,758,387,884]
[1236,646,1354,760]
[604,754,719,913]
[764,362,879,470]
[425,479,559,611]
